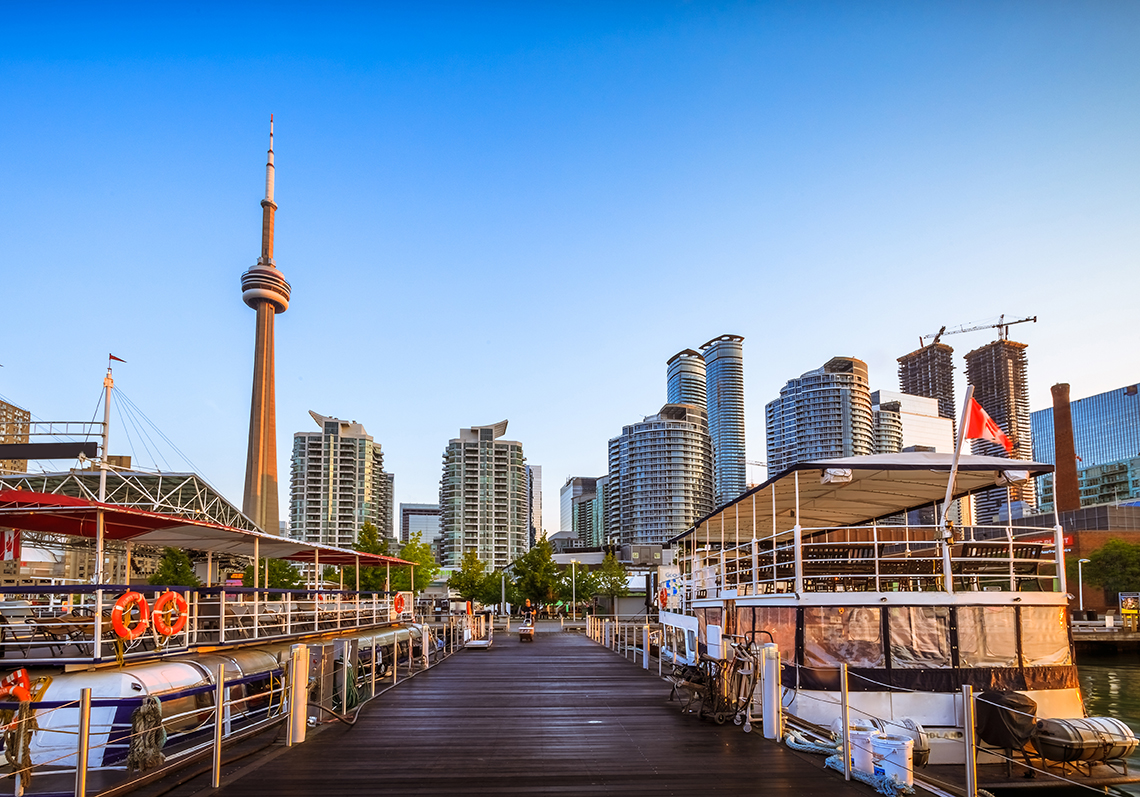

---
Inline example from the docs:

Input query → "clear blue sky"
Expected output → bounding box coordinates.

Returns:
[2,2,1137,536]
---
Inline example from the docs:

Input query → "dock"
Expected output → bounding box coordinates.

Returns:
[198,628,870,796]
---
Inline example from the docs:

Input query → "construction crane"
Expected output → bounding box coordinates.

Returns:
[919,315,1037,347]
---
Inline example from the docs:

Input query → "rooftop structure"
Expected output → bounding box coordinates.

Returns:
[241,117,292,533]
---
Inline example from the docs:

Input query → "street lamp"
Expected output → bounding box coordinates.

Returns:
[1078,559,1091,613]
[571,560,578,622]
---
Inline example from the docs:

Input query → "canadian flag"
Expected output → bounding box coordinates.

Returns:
[962,397,1014,453]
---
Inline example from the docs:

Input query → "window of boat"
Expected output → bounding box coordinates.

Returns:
[887,606,952,669]
[1020,606,1071,667]
[956,606,1017,668]
[750,605,797,657]
[804,606,884,669]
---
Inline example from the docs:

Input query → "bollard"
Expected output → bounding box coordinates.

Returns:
[761,643,781,740]
[75,687,91,797]
[287,644,309,747]
[212,663,225,787]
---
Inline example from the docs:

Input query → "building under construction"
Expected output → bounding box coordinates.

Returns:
[965,339,1036,521]
[897,343,957,434]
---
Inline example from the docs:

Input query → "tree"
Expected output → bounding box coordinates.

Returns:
[342,522,392,592]
[513,540,561,605]
[448,551,487,600]
[557,565,599,608]
[596,553,629,611]
[388,531,440,593]
[148,548,201,587]
[477,569,517,607]
[242,558,304,592]
[1080,538,1140,597]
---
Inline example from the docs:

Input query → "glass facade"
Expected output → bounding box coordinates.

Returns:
[701,335,747,505]
[666,349,707,409]
[1032,383,1140,467]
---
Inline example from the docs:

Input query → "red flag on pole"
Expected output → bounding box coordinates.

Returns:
[109,354,126,363]
[962,397,1014,453]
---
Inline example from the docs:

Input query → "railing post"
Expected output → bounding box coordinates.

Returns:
[643,624,649,670]
[963,684,978,797]
[211,663,225,788]
[219,590,226,645]
[74,687,92,797]
[287,643,309,747]
[840,662,851,782]
[370,639,378,697]
[94,588,104,662]
[392,642,398,685]
[422,626,429,670]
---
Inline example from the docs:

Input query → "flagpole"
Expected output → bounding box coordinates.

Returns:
[940,384,975,593]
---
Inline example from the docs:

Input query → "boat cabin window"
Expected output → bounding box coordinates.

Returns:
[697,607,722,653]
[804,606,884,669]
[745,606,797,654]
[887,606,952,669]
[957,606,1017,668]
[1020,606,1072,667]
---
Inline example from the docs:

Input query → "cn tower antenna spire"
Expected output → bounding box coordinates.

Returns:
[265,114,275,204]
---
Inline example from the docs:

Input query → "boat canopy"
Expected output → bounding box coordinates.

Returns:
[0,489,410,567]
[671,452,1054,546]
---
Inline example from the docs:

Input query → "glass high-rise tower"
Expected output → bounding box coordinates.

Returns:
[701,335,747,505]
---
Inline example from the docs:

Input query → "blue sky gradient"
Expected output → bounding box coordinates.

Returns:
[3,2,1138,535]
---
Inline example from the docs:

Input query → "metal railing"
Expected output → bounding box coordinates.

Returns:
[0,585,415,665]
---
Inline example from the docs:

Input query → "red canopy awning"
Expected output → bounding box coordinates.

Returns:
[0,490,411,567]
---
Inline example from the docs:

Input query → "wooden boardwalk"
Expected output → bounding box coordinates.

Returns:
[209,630,871,796]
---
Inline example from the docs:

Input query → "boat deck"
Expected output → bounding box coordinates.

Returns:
[201,628,870,796]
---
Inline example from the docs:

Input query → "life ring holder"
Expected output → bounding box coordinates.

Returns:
[111,592,150,640]
[151,591,188,636]
[658,587,668,609]
[393,593,405,615]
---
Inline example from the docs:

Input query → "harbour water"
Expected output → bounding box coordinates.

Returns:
[1077,650,1140,796]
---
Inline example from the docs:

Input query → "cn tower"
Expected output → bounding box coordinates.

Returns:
[241,116,291,533]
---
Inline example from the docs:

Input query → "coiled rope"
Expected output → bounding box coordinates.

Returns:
[126,696,167,773]
[3,701,38,785]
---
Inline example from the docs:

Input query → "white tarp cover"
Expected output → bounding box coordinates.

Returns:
[674,452,1054,545]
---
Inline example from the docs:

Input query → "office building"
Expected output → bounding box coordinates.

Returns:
[701,335,747,505]
[965,340,1035,521]
[242,118,291,533]
[0,400,30,475]
[399,502,441,555]
[1032,382,1140,511]
[526,464,543,546]
[438,420,529,569]
[871,391,955,453]
[289,412,393,550]
[607,404,714,546]
[560,477,598,534]
[897,343,957,434]
[765,357,873,475]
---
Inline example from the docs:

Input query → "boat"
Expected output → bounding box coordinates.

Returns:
[658,451,1140,791]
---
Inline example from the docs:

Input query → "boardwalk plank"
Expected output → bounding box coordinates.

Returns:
[211,631,871,796]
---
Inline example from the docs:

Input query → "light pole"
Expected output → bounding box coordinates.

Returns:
[571,560,577,622]
[1078,559,1091,613]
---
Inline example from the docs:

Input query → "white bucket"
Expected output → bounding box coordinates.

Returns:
[872,734,914,787]
[850,729,881,774]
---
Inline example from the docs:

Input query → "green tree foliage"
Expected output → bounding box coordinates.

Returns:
[1079,538,1140,596]
[478,569,517,606]
[557,564,599,607]
[596,552,630,608]
[148,548,201,587]
[448,551,487,600]
[242,558,304,591]
[342,522,394,592]
[513,540,561,605]
[388,531,440,593]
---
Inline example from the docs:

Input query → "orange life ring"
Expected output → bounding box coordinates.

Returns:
[393,593,405,614]
[151,591,188,636]
[658,587,668,609]
[111,591,150,640]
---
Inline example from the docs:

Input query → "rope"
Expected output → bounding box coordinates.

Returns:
[126,696,167,773]
[823,754,915,796]
[3,701,37,785]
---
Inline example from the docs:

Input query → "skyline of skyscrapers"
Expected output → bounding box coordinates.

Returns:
[438,420,529,569]
[765,356,874,474]
[607,403,714,546]
[289,411,393,550]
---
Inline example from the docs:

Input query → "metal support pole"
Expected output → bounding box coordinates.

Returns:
[643,624,649,670]
[211,663,225,788]
[392,642,397,685]
[287,643,308,747]
[370,639,378,697]
[840,663,851,782]
[963,684,978,797]
[74,687,92,797]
